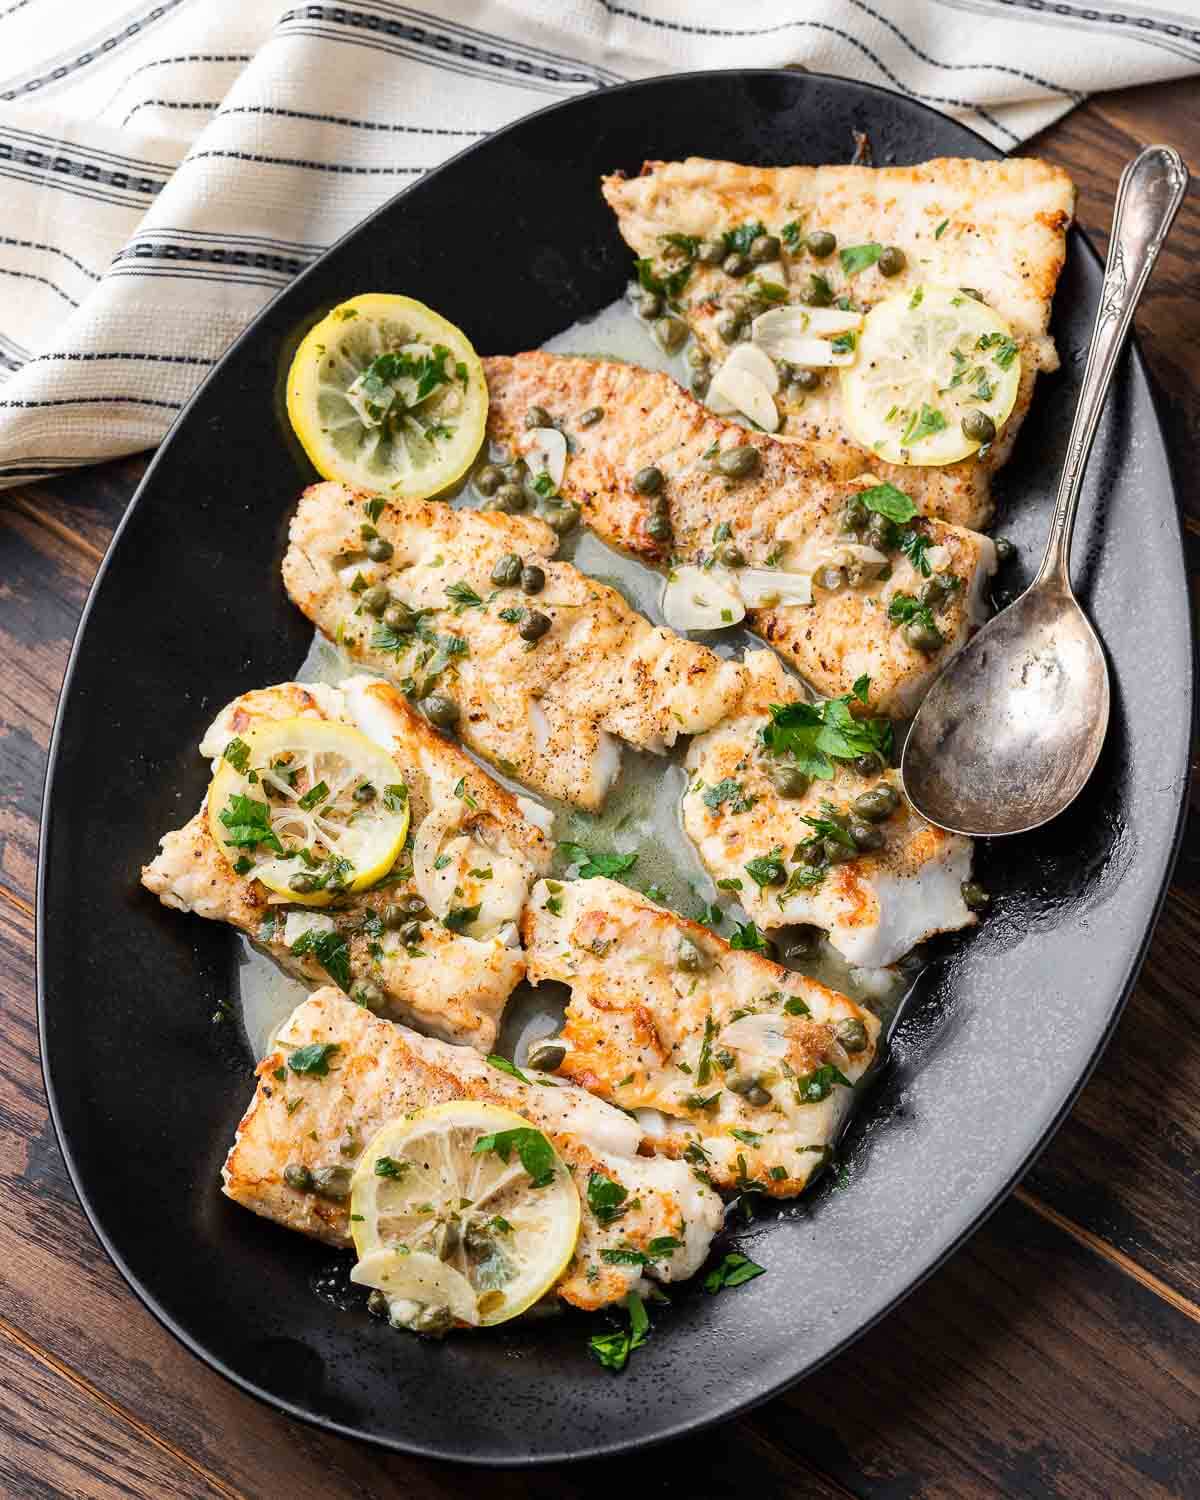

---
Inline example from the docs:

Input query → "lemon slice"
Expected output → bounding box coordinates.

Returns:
[207,717,410,905]
[350,1101,581,1328]
[286,292,487,497]
[840,285,1022,466]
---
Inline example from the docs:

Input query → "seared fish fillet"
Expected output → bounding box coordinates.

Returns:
[523,878,880,1197]
[684,651,975,968]
[603,156,1074,530]
[485,352,996,717]
[223,989,724,1311]
[283,482,746,808]
[142,677,551,1052]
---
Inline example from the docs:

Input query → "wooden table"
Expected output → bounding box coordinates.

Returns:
[2,79,1196,1498]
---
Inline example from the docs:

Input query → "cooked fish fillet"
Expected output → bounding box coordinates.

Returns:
[523,877,880,1197]
[142,676,551,1052]
[684,651,974,968]
[223,989,724,1311]
[485,352,996,717]
[282,482,746,808]
[602,156,1074,530]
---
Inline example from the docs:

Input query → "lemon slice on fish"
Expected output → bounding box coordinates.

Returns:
[350,1101,581,1328]
[207,717,410,906]
[840,285,1022,466]
[286,293,488,498]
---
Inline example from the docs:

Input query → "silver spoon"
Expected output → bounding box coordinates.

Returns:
[902,144,1188,837]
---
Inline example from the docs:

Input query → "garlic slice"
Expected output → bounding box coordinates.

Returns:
[722,341,780,393]
[707,361,779,432]
[661,565,746,633]
[737,567,813,609]
[721,1012,792,1058]
[522,426,567,489]
[752,305,863,367]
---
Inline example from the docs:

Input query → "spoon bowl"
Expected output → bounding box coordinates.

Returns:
[903,143,1186,837]
[902,581,1109,836]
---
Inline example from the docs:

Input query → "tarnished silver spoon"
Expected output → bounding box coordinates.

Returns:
[902,144,1188,837]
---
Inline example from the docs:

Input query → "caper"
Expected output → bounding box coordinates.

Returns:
[866,512,898,552]
[383,602,415,632]
[848,818,884,852]
[636,291,663,319]
[545,501,580,535]
[578,406,605,428]
[288,872,319,895]
[852,784,900,822]
[784,925,821,959]
[994,536,1017,565]
[361,583,389,616]
[475,463,503,495]
[841,495,869,533]
[353,781,376,803]
[715,445,761,479]
[801,276,833,308]
[520,563,545,595]
[647,514,673,542]
[633,465,664,495]
[727,1075,755,1096]
[920,572,956,610]
[806,229,836,258]
[746,1083,772,1108]
[749,233,781,264]
[492,482,527,513]
[366,1288,390,1319]
[519,610,551,642]
[835,1017,870,1054]
[399,920,423,945]
[310,1165,353,1201]
[815,565,844,593]
[961,881,991,911]
[524,404,551,430]
[791,367,821,391]
[878,245,906,277]
[768,764,810,799]
[723,252,752,278]
[686,345,710,371]
[365,536,394,563]
[853,751,885,778]
[324,869,349,896]
[824,836,856,865]
[716,312,745,344]
[801,840,828,868]
[398,894,429,918]
[654,316,687,352]
[283,1163,313,1191]
[491,553,523,588]
[676,936,712,973]
[412,1303,453,1337]
[504,458,529,482]
[961,408,996,444]
[527,1038,567,1072]
[421,695,459,728]
[754,856,787,885]
[381,903,407,929]
[690,372,711,398]
[959,287,985,303]
[903,618,944,654]
[350,978,385,1011]
[847,560,885,590]
[719,544,746,569]
[697,238,726,265]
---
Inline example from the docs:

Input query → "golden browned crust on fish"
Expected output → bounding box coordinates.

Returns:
[602,155,1075,528]
[282,481,745,807]
[523,877,879,1197]
[223,990,724,1310]
[485,352,996,717]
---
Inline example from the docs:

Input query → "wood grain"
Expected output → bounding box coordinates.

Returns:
[1,82,1197,1497]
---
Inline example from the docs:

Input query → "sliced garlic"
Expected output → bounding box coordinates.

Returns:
[661,565,746,633]
[522,426,567,490]
[752,305,863,367]
[749,261,788,293]
[707,362,779,432]
[737,567,813,609]
[282,910,337,948]
[925,544,951,572]
[722,342,780,393]
[721,1011,792,1058]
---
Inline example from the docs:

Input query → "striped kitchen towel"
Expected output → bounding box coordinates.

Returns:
[0,0,1194,488]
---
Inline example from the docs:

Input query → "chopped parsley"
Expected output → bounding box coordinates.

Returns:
[472,1126,557,1187]
[779,219,804,252]
[830,330,857,355]
[722,220,766,256]
[898,528,933,576]
[696,1013,718,1085]
[382,783,407,812]
[794,1063,853,1103]
[296,780,329,811]
[759,694,893,780]
[587,1171,628,1226]
[977,331,1020,368]
[704,1252,767,1293]
[660,231,700,258]
[783,995,812,1017]
[486,1054,531,1084]
[887,592,937,632]
[374,1155,410,1180]
[902,404,948,447]
[934,219,949,239]
[222,737,251,773]
[701,778,754,815]
[745,852,786,888]
[600,1236,684,1267]
[218,794,283,854]
[289,929,352,991]
[730,921,771,953]
[839,242,883,275]
[858,480,918,523]
[557,842,637,880]
[444,580,484,611]
[633,256,691,307]
[588,1291,649,1372]
[443,903,481,933]
[287,1042,339,1077]
[364,497,386,524]
[453,776,478,810]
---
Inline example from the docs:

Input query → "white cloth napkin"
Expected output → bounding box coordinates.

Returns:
[0,0,1193,489]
